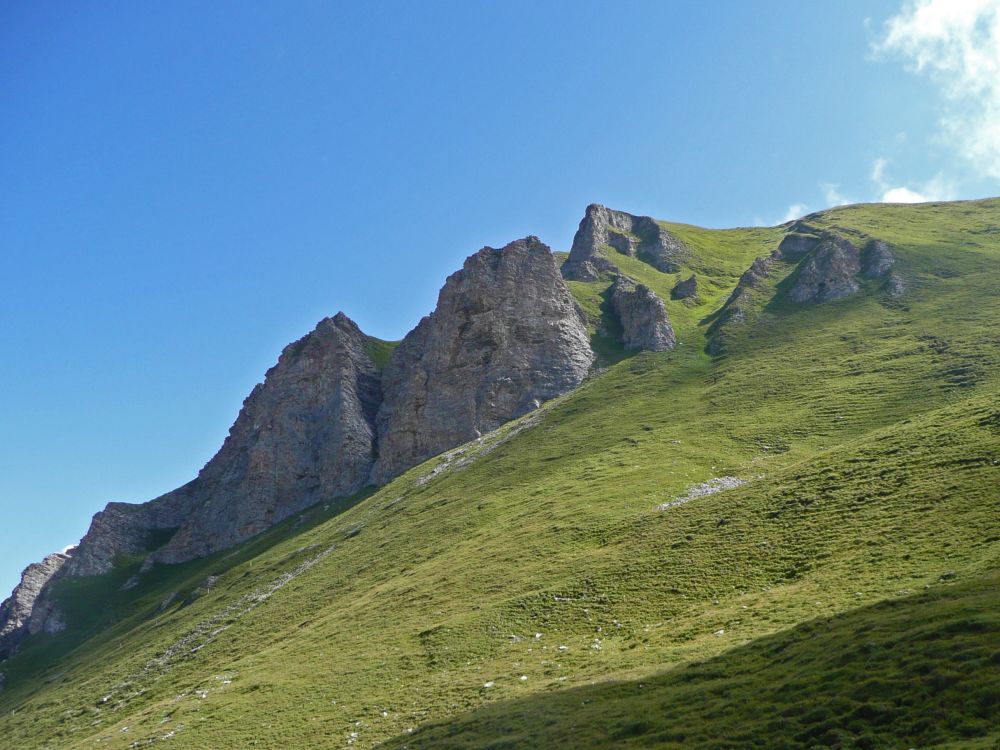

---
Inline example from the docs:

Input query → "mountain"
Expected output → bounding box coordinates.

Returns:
[1,199,998,749]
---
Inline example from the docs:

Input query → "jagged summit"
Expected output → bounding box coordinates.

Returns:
[561,204,689,281]
[371,236,593,483]
[61,312,383,576]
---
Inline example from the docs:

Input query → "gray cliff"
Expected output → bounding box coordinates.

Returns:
[0,550,73,659]
[371,236,593,483]
[64,313,382,574]
[561,204,688,281]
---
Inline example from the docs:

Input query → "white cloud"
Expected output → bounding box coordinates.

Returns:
[781,203,809,222]
[878,0,1000,179]
[882,186,933,202]
[870,156,956,202]
[871,157,889,185]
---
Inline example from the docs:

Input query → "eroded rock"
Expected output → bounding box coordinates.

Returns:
[561,204,688,281]
[670,274,698,300]
[610,275,676,352]
[706,256,775,355]
[151,313,382,564]
[788,235,862,302]
[61,313,383,573]
[861,239,895,278]
[0,549,73,659]
[371,236,593,483]
[775,222,823,260]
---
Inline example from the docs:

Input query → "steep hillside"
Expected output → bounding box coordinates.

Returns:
[1,199,998,749]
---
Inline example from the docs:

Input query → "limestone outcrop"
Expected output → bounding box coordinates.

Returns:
[788,235,863,302]
[561,204,688,281]
[788,235,898,303]
[706,256,775,355]
[0,550,73,659]
[371,236,593,483]
[63,313,383,573]
[610,276,676,352]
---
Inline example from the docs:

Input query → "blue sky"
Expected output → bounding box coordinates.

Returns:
[2,0,998,595]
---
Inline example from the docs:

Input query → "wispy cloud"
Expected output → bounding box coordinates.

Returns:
[820,183,852,207]
[877,0,1000,179]
[781,203,809,223]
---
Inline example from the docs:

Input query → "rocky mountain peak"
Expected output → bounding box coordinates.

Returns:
[561,205,689,281]
[371,236,594,483]
[61,312,383,575]
[150,312,382,564]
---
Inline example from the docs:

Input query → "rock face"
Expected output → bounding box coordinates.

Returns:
[610,276,676,352]
[670,274,698,300]
[709,228,899,354]
[861,239,895,278]
[0,550,73,659]
[371,237,593,483]
[788,235,863,303]
[65,313,383,573]
[152,313,383,564]
[788,235,898,303]
[561,204,688,281]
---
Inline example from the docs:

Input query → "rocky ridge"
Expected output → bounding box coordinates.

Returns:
[561,204,689,281]
[0,550,73,659]
[2,234,602,655]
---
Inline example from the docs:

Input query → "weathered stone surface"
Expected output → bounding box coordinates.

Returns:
[61,313,383,574]
[788,235,862,302]
[0,550,73,659]
[610,275,676,352]
[561,204,688,281]
[372,236,593,483]
[64,489,201,576]
[670,274,699,300]
[861,239,895,278]
[151,313,382,564]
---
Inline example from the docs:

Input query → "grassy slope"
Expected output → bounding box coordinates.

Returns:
[1,199,998,750]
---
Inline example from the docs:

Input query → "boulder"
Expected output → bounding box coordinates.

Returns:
[670,274,699,300]
[610,276,676,352]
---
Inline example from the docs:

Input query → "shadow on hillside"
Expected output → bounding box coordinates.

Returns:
[378,573,1000,750]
